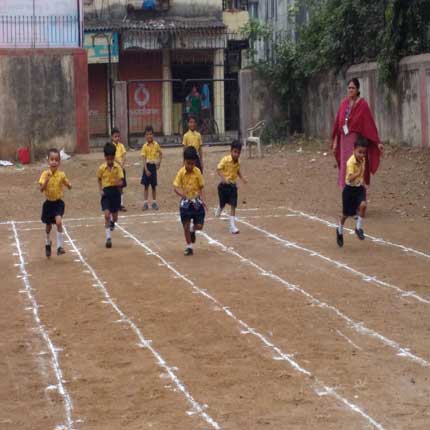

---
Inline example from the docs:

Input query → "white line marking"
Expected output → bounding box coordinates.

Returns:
[62,227,220,430]
[11,222,75,430]
[287,208,430,260]
[237,217,430,305]
[200,231,429,368]
[336,330,363,351]
[116,223,386,430]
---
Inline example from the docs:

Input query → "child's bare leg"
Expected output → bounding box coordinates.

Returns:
[144,186,149,202]
[356,201,367,231]
[338,215,347,233]
[45,224,52,244]
[111,212,118,224]
[183,220,192,246]
[194,223,204,231]
[152,186,157,202]
[54,216,65,253]
[104,210,111,229]
[229,205,239,233]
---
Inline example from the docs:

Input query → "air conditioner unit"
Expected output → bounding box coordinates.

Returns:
[127,0,169,12]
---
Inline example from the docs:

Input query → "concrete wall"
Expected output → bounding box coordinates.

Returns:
[0,49,89,160]
[302,54,430,147]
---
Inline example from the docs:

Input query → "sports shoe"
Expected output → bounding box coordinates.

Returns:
[142,202,149,211]
[57,247,66,256]
[190,231,196,243]
[336,229,344,247]
[214,207,222,217]
[109,220,115,231]
[45,241,52,258]
[106,238,112,249]
[152,201,159,211]
[355,228,365,240]
[230,226,240,235]
[184,247,193,256]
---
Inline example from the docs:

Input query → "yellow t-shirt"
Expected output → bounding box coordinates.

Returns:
[141,141,161,163]
[38,169,70,201]
[97,162,124,188]
[173,166,204,200]
[217,155,240,183]
[113,142,126,165]
[182,130,202,152]
[345,154,365,186]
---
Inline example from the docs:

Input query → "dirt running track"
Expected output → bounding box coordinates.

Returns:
[0,144,429,429]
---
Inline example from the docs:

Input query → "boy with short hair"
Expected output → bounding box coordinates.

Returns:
[111,127,127,211]
[336,136,368,247]
[173,146,207,256]
[215,140,247,234]
[97,142,124,249]
[39,148,72,257]
[182,115,204,172]
[141,125,163,211]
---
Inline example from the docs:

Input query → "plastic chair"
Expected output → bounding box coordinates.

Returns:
[244,120,265,158]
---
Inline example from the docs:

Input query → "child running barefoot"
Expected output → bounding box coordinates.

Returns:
[141,125,163,211]
[38,148,72,257]
[97,143,124,249]
[337,136,368,247]
[215,140,247,234]
[173,146,207,256]
[111,127,127,211]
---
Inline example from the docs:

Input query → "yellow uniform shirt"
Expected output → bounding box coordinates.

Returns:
[217,155,240,183]
[182,130,202,152]
[113,142,126,165]
[141,141,161,163]
[345,154,365,186]
[173,166,204,200]
[97,162,124,188]
[38,169,70,201]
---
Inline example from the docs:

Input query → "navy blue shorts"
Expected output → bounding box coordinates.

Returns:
[218,183,238,208]
[141,163,158,188]
[342,185,366,217]
[101,186,121,213]
[41,199,65,225]
[180,199,205,225]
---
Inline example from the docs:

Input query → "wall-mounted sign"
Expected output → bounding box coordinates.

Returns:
[84,32,119,64]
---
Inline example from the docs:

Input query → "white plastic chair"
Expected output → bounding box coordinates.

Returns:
[244,120,265,158]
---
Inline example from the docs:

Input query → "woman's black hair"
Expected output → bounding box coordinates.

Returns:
[348,78,361,97]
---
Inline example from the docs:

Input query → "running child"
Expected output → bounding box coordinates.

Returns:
[215,140,247,234]
[111,127,127,211]
[336,135,368,247]
[38,148,72,257]
[141,125,163,211]
[97,142,124,249]
[182,115,204,172]
[173,146,207,256]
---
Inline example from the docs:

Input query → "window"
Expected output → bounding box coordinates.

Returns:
[223,0,249,11]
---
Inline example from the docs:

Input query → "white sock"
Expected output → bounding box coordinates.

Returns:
[230,216,236,229]
[105,228,111,240]
[190,224,195,233]
[338,225,343,234]
[45,233,51,245]
[356,216,363,230]
[186,243,193,249]
[56,232,63,248]
[121,195,124,206]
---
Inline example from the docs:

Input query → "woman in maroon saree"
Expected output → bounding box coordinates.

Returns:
[332,78,384,191]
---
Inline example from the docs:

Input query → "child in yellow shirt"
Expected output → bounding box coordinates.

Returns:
[97,142,124,249]
[141,125,163,211]
[111,127,127,211]
[182,115,204,173]
[173,146,207,256]
[337,136,368,247]
[38,148,72,257]
[215,141,247,234]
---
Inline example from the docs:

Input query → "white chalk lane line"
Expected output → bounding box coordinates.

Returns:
[62,226,220,430]
[11,222,75,430]
[198,230,429,368]
[236,217,430,305]
[116,223,386,430]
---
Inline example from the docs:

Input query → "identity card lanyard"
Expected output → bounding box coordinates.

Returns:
[343,101,355,136]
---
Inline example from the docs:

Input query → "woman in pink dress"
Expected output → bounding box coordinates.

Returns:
[332,78,384,207]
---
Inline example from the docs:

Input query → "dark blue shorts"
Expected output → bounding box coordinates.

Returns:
[218,183,238,208]
[342,185,366,217]
[101,186,121,213]
[141,163,158,188]
[41,199,65,225]
[179,199,205,225]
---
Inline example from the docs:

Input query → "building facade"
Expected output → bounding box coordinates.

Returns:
[84,0,249,142]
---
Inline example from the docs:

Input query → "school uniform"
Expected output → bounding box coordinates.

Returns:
[38,169,70,224]
[173,166,205,225]
[141,141,161,188]
[182,130,203,172]
[97,162,124,213]
[217,155,240,208]
[342,154,366,217]
[113,141,127,187]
